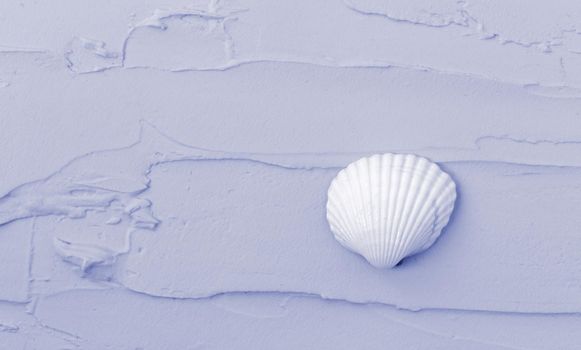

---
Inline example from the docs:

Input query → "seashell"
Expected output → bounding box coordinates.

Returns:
[326,153,457,268]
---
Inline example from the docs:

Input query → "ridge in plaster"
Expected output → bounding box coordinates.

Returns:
[1,120,581,317]
[51,1,581,95]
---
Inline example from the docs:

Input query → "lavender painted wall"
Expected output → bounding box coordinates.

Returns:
[1,1,581,348]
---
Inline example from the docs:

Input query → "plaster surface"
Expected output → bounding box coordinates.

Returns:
[1,0,580,348]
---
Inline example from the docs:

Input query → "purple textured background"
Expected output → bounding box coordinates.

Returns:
[1,1,581,348]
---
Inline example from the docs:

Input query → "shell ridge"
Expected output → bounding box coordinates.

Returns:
[382,154,397,266]
[392,155,418,265]
[328,172,359,247]
[374,156,383,265]
[339,168,364,248]
[411,200,439,254]
[410,177,455,254]
[385,154,402,267]
[408,176,449,252]
[399,163,439,246]
[333,179,361,244]
[354,158,373,262]
[378,155,389,266]
[390,155,411,265]
[393,156,428,263]
[397,161,441,260]
[363,158,378,262]
[326,201,353,243]
[402,165,450,252]
[421,210,441,251]
[367,156,379,263]
[326,186,348,240]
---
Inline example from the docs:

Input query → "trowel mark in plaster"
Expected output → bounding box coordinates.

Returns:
[64,37,121,74]
[55,2,581,98]
[343,0,581,53]
[2,120,581,322]
[4,120,581,274]
[0,122,578,296]
[65,4,244,73]
[24,287,581,350]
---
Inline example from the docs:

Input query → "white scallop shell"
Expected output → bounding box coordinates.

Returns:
[326,153,457,268]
